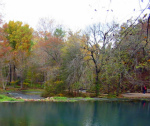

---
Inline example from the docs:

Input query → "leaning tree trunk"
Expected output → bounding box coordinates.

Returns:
[91,51,100,96]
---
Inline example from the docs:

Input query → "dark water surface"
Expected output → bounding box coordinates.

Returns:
[0,101,150,126]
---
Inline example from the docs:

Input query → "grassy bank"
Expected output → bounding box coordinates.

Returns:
[0,94,24,102]
[0,94,150,102]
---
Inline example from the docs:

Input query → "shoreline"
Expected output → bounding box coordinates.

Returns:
[121,93,150,98]
[1,92,150,102]
[4,96,150,103]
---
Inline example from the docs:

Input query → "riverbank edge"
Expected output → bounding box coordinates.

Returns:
[1,95,150,103]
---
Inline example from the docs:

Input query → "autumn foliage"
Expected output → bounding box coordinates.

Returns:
[0,17,150,97]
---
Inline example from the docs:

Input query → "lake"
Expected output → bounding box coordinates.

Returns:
[0,101,150,126]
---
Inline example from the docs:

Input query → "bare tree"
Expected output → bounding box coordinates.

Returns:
[83,22,119,96]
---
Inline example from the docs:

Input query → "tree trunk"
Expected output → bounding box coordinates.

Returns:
[107,83,110,94]
[117,72,123,96]
[13,65,16,81]
[20,76,23,89]
[91,51,100,96]
[116,80,120,96]
[21,80,23,89]
[9,64,12,84]
[95,71,100,96]
[2,82,6,90]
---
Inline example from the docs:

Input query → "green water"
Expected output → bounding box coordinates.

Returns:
[0,101,149,126]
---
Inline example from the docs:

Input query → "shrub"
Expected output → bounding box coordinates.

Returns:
[42,80,65,97]
[10,80,19,87]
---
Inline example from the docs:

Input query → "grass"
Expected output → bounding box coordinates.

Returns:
[76,97,83,99]
[53,97,68,101]
[0,94,24,102]
[52,97,77,102]
[53,96,67,99]
[51,96,94,102]
[85,97,93,99]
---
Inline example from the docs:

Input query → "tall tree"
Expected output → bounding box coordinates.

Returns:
[4,21,33,51]
[3,21,33,88]
[0,26,12,90]
[0,7,12,89]
[61,31,87,94]
[83,22,119,96]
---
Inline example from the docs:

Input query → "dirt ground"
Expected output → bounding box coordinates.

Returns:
[122,93,150,98]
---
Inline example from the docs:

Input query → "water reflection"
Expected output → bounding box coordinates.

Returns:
[0,101,149,126]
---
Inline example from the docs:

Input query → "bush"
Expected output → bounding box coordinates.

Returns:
[41,92,55,97]
[23,82,29,87]
[42,80,65,97]
[10,80,19,87]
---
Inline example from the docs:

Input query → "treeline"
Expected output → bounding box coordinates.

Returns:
[0,17,150,97]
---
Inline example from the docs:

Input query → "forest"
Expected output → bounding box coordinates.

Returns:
[0,11,150,97]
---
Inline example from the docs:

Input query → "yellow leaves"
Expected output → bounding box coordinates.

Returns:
[23,82,29,86]
[54,80,64,85]
[4,21,33,52]
[122,61,126,64]
[24,24,29,28]
[136,62,147,69]
[93,44,100,49]
[84,55,91,61]
[4,60,9,64]
[61,46,67,54]
[82,49,91,61]
[141,63,146,66]
[143,14,147,19]
[148,59,150,62]
[121,26,125,29]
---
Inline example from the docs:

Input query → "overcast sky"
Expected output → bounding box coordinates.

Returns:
[2,0,150,31]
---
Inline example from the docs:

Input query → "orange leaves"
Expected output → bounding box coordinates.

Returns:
[0,41,12,58]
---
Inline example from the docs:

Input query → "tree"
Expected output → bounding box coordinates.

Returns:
[61,31,88,95]
[33,19,65,96]
[110,18,150,93]
[4,21,33,51]
[3,21,33,88]
[0,29,12,90]
[83,22,119,96]
[54,27,65,40]
[0,8,12,89]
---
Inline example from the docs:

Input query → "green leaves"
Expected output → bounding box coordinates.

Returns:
[54,27,65,39]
